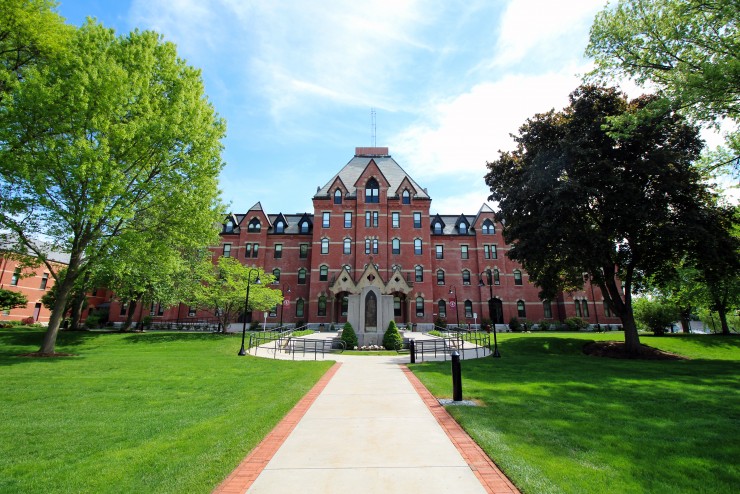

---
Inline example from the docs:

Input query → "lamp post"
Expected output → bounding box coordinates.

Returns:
[479,269,501,358]
[584,273,600,329]
[238,268,261,356]
[279,285,291,329]
[448,286,460,329]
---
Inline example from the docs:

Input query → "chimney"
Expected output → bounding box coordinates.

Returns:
[355,147,389,157]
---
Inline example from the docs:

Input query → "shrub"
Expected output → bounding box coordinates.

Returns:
[249,320,260,330]
[85,313,101,329]
[21,316,35,325]
[564,316,588,331]
[382,321,403,350]
[508,317,521,332]
[340,322,358,349]
[141,315,153,330]
[434,316,447,329]
[481,318,493,331]
[537,320,551,331]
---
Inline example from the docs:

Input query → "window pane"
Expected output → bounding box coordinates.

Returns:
[298,268,306,284]
[415,266,423,282]
[413,212,421,228]
[344,212,352,228]
[274,244,282,258]
[461,245,468,259]
[322,212,330,227]
[392,212,400,228]
[436,245,443,259]
[343,239,351,254]
[321,239,329,254]
[414,239,422,255]
[300,244,308,258]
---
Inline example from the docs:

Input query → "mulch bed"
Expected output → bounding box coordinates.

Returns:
[18,352,77,358]
[583,341,687,360]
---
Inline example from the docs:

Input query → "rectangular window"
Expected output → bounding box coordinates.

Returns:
[373,239,378,254]
[322,212,330,228]
[366,211,379,227]
[188,306,196,317]
[343,240,351,254]
[461,245,469,259]
[274,244,282,259]
[150,302,156,316]
[321,239,329,254]
[223,243,231,257]
[392,212,400,228]
[245,244,252,258]
[299,244,308,258]
[365,239,371,254]
[158,303,164,316]
[344,212,352,228]
[543,300,552,318]
[491,245,497,259]
[394,297,401,317]
[252,244,259,258]
[10,268,20,286]
[120,303,128,316]
[269,305,278,317]
[40,273,49,289]
[392,238,400,255]
[416,298,424,317]
[484,245,490,259]
[436,245,444,259]
[413,212,422,228]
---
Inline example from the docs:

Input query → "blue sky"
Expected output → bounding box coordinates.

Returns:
[55,0,689,216]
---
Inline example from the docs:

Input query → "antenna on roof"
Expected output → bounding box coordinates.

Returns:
[371,108,376,147]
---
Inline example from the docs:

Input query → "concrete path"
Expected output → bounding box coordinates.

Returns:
[214,355,519,494]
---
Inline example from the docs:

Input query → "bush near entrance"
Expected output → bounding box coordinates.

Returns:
[382,321,403,350]
[340,322,357,349]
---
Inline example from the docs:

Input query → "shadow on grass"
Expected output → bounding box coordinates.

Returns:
[122,331,235,344]
[414,336,740,493]
[0,329,106,365]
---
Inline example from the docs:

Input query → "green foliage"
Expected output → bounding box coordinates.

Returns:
[633,297,680,335]
[564,317,589,331]
[0,288,27,312]
[508,317,521,332]
[536,320,552,331]
[382,320,403,350]
[485,85,708,353]
[434,316,447,328]
[0,20,226,354]
[340,322,358,349]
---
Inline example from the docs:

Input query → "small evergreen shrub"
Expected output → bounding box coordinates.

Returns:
[564,316,588,331]
[340,322,358,349]
[382,321,403,350]
[434,316,447,329]
[508,317,521,332]
[536,320,551,331]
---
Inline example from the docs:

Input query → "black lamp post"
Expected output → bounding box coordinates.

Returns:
[584,273,600,329]
[279,285,291,329]
[448,286,460,329]
[238,268,261,356]
[479,269,501,358]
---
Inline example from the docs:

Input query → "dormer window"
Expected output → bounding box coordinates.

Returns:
[248,218,261,232]
[402,189,410,204]
[224,220,234,233]
[334,189,343,204]
[458,222,468,235]
[482,219,495,234]
[275,221,285,233]
[433,222,443,235]
[300,221,309,233]
[365,178,379,203]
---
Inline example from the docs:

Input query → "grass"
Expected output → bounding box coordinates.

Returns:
[411,332,740,494]
[0,328,333,494]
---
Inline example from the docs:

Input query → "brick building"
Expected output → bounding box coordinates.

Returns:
[109,147,620,336]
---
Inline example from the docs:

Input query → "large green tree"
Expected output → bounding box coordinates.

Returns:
[485,85,709,354]
[0,21,225,354]
[0,288,27,312]
[586,0,740,171]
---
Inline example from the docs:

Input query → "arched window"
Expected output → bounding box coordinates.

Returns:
[543,300,552,318]
[319,265,328,281]
[318,295,327,316]
[514,269,523,285]
[321,238,329,254]
[462,270,471,285]
[482,219,495,234]
[414,238,422,255]
[365,178,379,203]
[272,268,280,282]
[493,268,500,285]
[433,222,443,234]
[334,189,342,204]
[575,300,582,317]
[459,223,468,235]
[341,296,349,316]
[343,238,351,254]
[394,296,402,316]
[416,296,425,316]
[300,221,309,234]
[402,189,410,204]
[438,300,447,318]
[248,218,261,232]
[295,299,304,318]
[298,268,306,284]
[581,300,589,318]
[436,269,445,285]
[415,265,423,282]
[274,221,285,233]
[392,238,400,254]
[224,220,234,233]
[517,300,526,318]
[464,300,473,318]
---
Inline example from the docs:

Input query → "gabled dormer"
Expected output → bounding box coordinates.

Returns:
[297,213,313,234]
[393,177,418,204]
[244,201,271,233]
[471,203,496,234]
[272,213,289,234]
[354,159,391,204]
[455,215,471,235]
[221,213,240,234]
[328,177,349,204]
[431,214,446,235]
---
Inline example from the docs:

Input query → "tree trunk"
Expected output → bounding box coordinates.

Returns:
[39,265,78,354]
[122,299,137,331]
[69,290,86,330]
[718,306,730,335]
[621,312,641,355]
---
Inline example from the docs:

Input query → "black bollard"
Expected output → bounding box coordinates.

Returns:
[409,339,416,364]
[451,350,462,401]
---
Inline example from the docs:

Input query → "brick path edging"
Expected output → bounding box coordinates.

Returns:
[401,366,521,494]
[212,362,342,494]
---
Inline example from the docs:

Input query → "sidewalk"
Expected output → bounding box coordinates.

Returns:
[214,355,519,494]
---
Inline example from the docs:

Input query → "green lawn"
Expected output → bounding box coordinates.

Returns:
[411,332,740,494]
[0,329,333,494]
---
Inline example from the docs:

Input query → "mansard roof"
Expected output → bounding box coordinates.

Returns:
[267,213,313,234]
[314,148,430,200]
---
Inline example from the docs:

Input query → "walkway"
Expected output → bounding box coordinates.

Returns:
[213,354,519,494]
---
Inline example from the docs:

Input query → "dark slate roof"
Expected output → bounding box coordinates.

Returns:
[433,215,477,235]
[267,214,313,234]
[315,152,430,200]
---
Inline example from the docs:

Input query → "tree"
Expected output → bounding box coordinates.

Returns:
[0,288,27,312]
[633,297,680,335]
[485,85,708,354]
[193,257,281,333]
[586,0,740,171]
[0,21,226,354]
[382,320,403,350]
[340,322,358,350]
[0,0,72,102]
